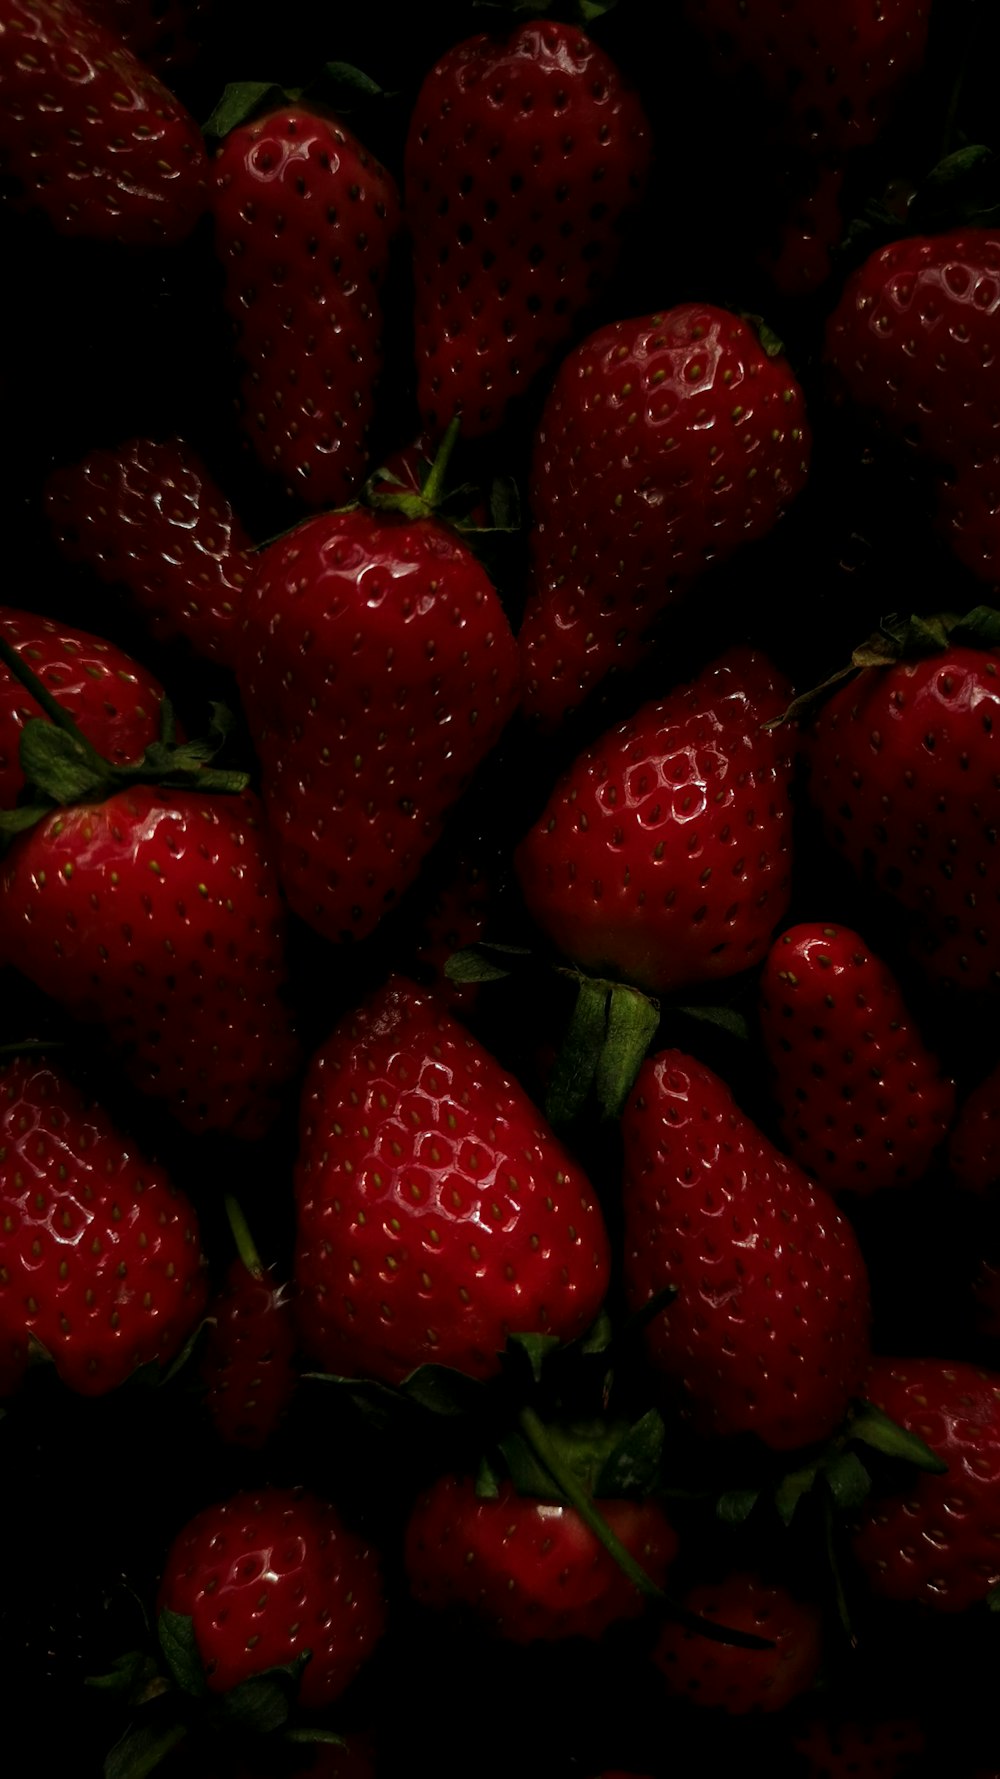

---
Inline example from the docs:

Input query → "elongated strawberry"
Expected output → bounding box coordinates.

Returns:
[0,0,207,244]
[293,976,611,1385]
[211,100,400,509]
[515,648,795,996]
[758,922,956,1195]
[200,1196,297,1449]
[518,306,810,729]
[405,17,651,441]
[651,1572,823,1713]
[0,1052,207,1394]
[45,438,253,668]
[949,1062,1000,1194]
[622,1049,871,1449]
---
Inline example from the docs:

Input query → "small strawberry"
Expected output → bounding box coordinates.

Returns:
[518,305,810,729]
[949,1062,1000,1194]
[621,1049,871,1449]
[0,1051,208,1394]
[851,1356,1000,1611]
[515,648,795,996]
[157,1486,385,1710]
[44,437,254,668]
[650,1571,824,1713]
[210,99,400,509]
[758,922,956,1196]
[0,0,207,244]
[405,16,651,441]
[200,1196,297,1449]
[293,976,611,1385]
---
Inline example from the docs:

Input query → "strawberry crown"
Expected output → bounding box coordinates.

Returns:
[202,64,387,147]
[771,604,1000,729]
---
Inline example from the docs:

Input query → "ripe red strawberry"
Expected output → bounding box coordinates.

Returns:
[405,17,651,441]
[404,1473,677,1642]
[0,786,299,1136]
[826,231,1000,581]
[0,606,164,807]
[237,503,519,948]
[621,1049,871,1449]
[949,1062,1000,1194]
[0,0,207,244]
[44,438,253,668]
[0,1052,208,1395]
[650,1572,824,1713]
[792,1714,926,1779]
[200,1197,297,1449]
[157,1486,385,1709]
[515,648,795,996]
[518,306,810,729]
[211,104,400,509]
[851,1357,1000,1611]
[293,976,611,1385]
[806,643,1000,992]
[758,922,956,1196]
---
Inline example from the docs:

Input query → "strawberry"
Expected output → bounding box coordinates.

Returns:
[650,1571,824,1713]
[760,156,846,299]
[200,1197,297,1449]
[805,640,1000,993]
[0,606,164,807]
[44,437,254,668]
[293,976,611,1385]
[210,102,400,509]
[0,0,207,244]
[0,1051,208,1394]
[851,1356,1000,1611]
[949,1062,1000,1194]
[157,1486,385,1709]
[518,305,810,730]
[621,1049,871,1449]
[405,17,651,441]
[404,1472,677,1642]
[84,0,212,73]
[236,497,519,948]
[515,648,795,996]
[758,922,956,1196]
[792,1713,926,1779]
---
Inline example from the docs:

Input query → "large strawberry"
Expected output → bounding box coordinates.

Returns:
[758,922,956,1196]
[405,16,651,442]
[236,491,519,948]
[0,0,207,244]
[44,437,254,668]
[0,1052,208,1394]
[210,99,400,509]
[518,305,810,730]
[621,1049,871,1449]
[515,648,795,996]
[293,976,611,1385]
[650,1571,824,1713]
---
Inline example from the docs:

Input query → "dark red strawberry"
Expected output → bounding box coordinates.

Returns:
[293,976,611,1385]
[792,1713,926,1779]
[0,1052,207,1395]
[405,17,651,441]
[211,103,400,509]
[236,501,519,948]
[157,1486,385,1709]
[651,1572,824,1713]
[0,0,207,243]
[201,1199,297,1450]
[85,0,212,72]
[949,1063,1000,1194]
[758,922,956,1195]
[518,305,810,730]
[760,156,846,298]
[44,437,253,668]
[622,1049,871,1449]
[515,648,795,996]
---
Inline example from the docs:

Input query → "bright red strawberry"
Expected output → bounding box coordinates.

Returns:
[806,643,1000,993]
[237,503,519,948]
[0,787,299,1136]
[758,922,956,1196]
[621,1049,871,1449]
[405,17,651,442]
[200,1196,297,1449]
[0,606,164,807]
[792,1713,926,1779]
[293,976,611,1385]
[157,1486,385,1709]
[0,0,207,244]
[44,438,253,668]
[404,1473,677,1642]
[211,104,400,509]
[0,1052,207,1395]
[515,648,795,996]
[949,1063,1000,1194]
[518,306,810,729]
[650,1572,823,1713]
[851,1357,1000,1611]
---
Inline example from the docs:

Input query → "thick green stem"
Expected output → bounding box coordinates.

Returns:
[419,414,462,508]
[224,1194,264,1280]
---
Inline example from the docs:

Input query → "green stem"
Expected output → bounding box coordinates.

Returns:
[223,1194,264,1280]
[0,634,105,764]
[0,1039,64,1059]
[822,1482,858,1650]
[419,414,462,509]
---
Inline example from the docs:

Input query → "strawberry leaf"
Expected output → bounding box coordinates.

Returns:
[217,1655,310,1733]
[0,802,57,837]
[988,1586,1000,1613]
[594,984,660,1119]
[672,1003,749,1042]
[506,1331,562,1384]
[848,1401,949,1473]
[304,62,386,113]
[716,1488,760,1524]
[157,1609,208,1698]
[475,1454,503,1499]
[950,604,1000,648]
[104,1718,187,1779]
[594,1409,666,1498]
[498,1428,567,1502]
[86,1652,163,1702]
[202,82,290,144]
[775,1459,822,1526]
[444,943,530,983]
[545,976,609,1127]
[18,720,107,801]
[823,1448,872,1511]
[578,1307,614,1355]
[399,1362,484,1416]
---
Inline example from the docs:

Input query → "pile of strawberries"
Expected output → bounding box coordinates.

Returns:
[5,0,1000,1775]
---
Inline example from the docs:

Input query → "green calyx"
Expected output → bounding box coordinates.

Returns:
[202,64,386,146]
